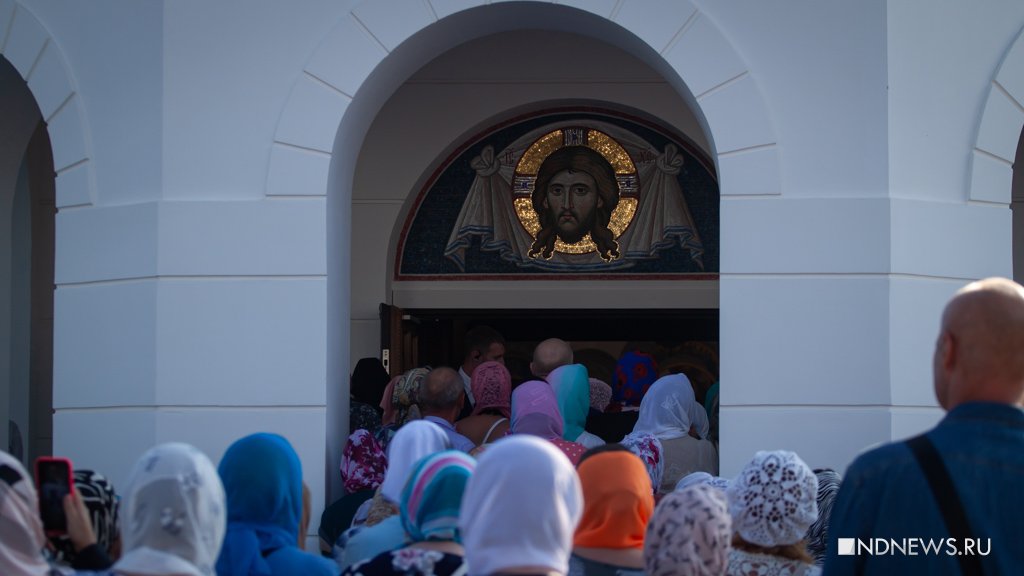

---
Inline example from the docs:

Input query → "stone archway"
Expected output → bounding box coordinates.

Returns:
[0,1,94,208]
[265,0,780,494]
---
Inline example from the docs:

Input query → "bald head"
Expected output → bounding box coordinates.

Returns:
[934,277,1024,409]
[531,338,574,378]
[420,367,465,420]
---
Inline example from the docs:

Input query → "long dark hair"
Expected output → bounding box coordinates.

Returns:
[528,146,620,261]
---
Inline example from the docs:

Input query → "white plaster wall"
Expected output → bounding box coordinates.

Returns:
[8,0,1021,505]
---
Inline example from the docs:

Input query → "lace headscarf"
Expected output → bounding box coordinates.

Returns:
[0,451,52,576]
[727,450,818,547]
[644,484,731,576]
[589,378,612,412]
[115,443,226,576]
[399,451,476,543]
[460,436,582,575]
[469,361,512,418]
[340,430,387,494]
[632,374,710,441]
[620,432,665,494]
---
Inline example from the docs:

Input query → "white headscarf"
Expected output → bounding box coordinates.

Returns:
[113,443,226,576]
[460,435,583,575]
[632,374,710,441]
[0,451,52,576]
[380,420,450,503]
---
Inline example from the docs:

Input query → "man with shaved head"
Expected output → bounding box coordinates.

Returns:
[530,338,574,378]
[826,277,1024,575]
[420,366,476,452]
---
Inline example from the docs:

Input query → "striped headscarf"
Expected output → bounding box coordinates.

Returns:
[805,468,842,564]
[399,451,476,543]
[645,484,731,576]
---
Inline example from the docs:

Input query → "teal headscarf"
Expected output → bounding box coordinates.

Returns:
[399,450,476,543]
[546,364,590,442]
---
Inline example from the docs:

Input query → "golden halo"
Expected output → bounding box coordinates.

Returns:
[512,128,639,256]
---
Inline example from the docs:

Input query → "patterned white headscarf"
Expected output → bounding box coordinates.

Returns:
[114,443,226,576]
[645,484,731,576]
[632,374,710,441]
[0,451,52,576]
[726,450,818,547]
[460,435,583,575]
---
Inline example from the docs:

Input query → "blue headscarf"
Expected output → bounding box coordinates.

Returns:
[215,433,307,576]
[545,364,590,442]
[399,451,476,543]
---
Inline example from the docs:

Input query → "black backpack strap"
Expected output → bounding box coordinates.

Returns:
[905,434,984,576]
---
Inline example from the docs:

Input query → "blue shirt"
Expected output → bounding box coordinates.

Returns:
[423,416,476,453]
[824,402,1024,575]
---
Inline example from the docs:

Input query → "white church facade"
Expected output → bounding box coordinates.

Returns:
[2,0,1024,540]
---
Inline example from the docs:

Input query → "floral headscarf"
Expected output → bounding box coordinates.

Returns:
[621,432,665,495]
[340,430,387,494]
[470,361,512,419]
[589,378,613,412]
[117,443,226,576]
[399,451,476,543]
[614,351,658,406]
[381,367,429,428]
[645,484,731,576]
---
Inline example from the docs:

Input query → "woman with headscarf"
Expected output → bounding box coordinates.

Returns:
[455,361,511,446]
[511,380,588,464]
[613,351,658,407]
[350,358,391,436]
[335,420,450,570]
[342,451,475,576]
[570,451,654,576]
[805,469,841,566]
[0,450,64,576]
[726,451,820,576]
[619,433,664,498]
[546,364,605,449]
[460,435,583,576]
[217,433,337,576]
[112,443,227,576]
[632,374,717,493]
[51,469,121,571]
[320,431,389,554]
[377,368,430,449]
[644,484,732,576]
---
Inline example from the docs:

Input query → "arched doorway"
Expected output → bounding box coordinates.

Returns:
[0,56,56,466]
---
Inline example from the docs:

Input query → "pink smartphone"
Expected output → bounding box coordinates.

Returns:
[34,456,73,536]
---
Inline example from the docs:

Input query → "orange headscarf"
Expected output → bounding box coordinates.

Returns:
[573,451,654,549]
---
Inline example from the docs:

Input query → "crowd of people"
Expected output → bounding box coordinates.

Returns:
[2,277,1023,575]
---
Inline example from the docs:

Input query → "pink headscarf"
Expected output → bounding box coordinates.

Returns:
[511,380,564,440]
[470,361,512,418]
[340,430,387,494]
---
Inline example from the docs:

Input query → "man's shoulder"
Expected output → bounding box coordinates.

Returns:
[843,439,918,486]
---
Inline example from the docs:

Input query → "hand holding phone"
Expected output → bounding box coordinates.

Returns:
[34,457,73,536]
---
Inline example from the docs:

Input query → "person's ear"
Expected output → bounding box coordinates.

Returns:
[941,332,957,372]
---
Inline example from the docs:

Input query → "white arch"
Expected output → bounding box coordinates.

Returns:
[266,0,781,199]
[0,0,93,208]
[266,0,781,495]
[969,24,1024,204]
